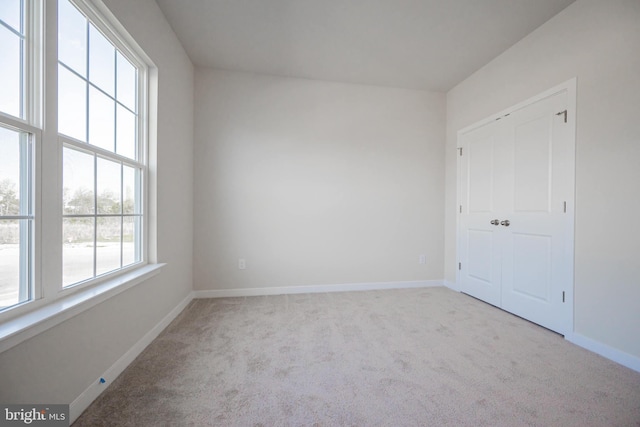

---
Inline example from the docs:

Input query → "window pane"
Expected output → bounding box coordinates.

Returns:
[0,219,31,309]
[63,217,94,286]
[0,127,21,216]
[0,0,22,32]
[0,126,31,310]
[63,147,94,215]
[0,26,22,118]
[122,165,137,214]
[58,65,87,142]
[58,0,87,77]
[88,86,115,151]
[89,25,115,96]
[122,216,138,267]
[97,157,121,214]
[0,220,19,308]
[116,105,136,159]
[116,52,136,111]
[97,216,121,275]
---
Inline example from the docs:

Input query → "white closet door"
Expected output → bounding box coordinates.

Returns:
[458,118,509,307]
[500,90,572,334]
[457,87,573,335]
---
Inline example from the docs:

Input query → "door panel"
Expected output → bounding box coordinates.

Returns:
[510,232,551,302]
[468,135,495,213]
[460,220,501,307]
[514,114,552,213]
[467,229,494,283]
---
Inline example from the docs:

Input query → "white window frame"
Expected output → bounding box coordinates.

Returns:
[0,0,160,346]
[0,0,43,315]
[57,0,148,291]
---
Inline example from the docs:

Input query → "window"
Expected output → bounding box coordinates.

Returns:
[58,0,143,287]
[0,0,148,317]
[0,0,35,310]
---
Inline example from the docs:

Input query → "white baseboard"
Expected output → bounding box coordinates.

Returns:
[194,280,444,299]
[69,291,194,423]
[443,280,460,292]
[565,332,640,373]
[442,281,640,373]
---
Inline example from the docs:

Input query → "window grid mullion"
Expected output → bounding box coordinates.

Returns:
[20,0,24,120]
[61,138,143,169]
[59,61,134,110]
[116,99,136,115]
[20,130,32,302]
[120,163,123,267]
[19,31,25,119]
[63,214,139,218]
[136,70,141,163]
[0,215,34,220]
[120,216,123,268]
[92,154,97,278]
[114,48,118,154]
[85,17,90,144]
[0,19,25,38]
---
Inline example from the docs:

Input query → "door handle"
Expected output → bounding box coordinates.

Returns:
[490,219,500,226]
[500,220,510,227]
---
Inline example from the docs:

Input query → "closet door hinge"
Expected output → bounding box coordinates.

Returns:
[458,147,463,156]
[562,291,566,303]
[459,205,462,213]
[458,262,462,271]
[563,201,567,213]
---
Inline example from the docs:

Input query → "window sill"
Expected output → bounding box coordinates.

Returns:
[0,263,166,354]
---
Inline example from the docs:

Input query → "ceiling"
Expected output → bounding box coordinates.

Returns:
[155,0,575,92]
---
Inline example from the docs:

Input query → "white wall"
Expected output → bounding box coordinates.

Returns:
[445,0,640,358]
[0,0,194,404]
[194,69,445,291]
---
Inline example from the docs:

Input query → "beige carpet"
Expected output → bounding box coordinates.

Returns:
[74,287,640,426]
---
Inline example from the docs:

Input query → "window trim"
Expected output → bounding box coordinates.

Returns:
[0,263,165,353]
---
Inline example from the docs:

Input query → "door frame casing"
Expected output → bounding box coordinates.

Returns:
[455,78,577,335]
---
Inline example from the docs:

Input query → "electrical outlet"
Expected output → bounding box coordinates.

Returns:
[238,258,246,270]
[419,254,426,265]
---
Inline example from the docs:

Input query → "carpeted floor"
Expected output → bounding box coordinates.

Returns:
[74,287,640,426]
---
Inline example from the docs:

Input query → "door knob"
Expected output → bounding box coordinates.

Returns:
[501,220,510,227]
[490,219,500,226]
